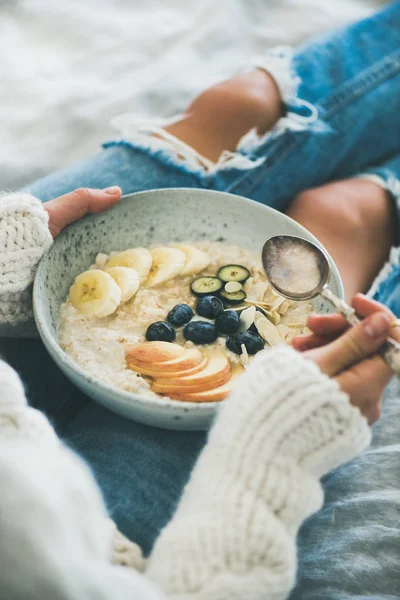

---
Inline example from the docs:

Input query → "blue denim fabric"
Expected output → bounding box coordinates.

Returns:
[63,405,206,556]
[14,2,400,598]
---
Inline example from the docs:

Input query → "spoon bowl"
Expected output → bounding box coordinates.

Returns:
[262,235,330,300]
[262,234,400,377]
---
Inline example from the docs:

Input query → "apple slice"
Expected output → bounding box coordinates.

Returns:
[169,365,244,402]
[152,353,231,395]
[154,353,230,387]
[128,356,209,379]
[169,380,232,402]
[125,341,184,364]
[152,370,231,395]
[129,348,203,373]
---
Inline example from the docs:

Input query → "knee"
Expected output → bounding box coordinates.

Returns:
[288,184,365,235]
[187,71,282,136]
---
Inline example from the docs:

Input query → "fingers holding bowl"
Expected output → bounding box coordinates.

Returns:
[45,186,122,237]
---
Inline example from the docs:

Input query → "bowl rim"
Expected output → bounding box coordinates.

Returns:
[33,187,344,413]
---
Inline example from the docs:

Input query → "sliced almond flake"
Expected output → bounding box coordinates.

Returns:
[240,343,250,368]
[226,304,248,312]
[243,277,254,295]
[278,299,291,315]
[263,286,282,304]
[255,316,281,346]
[269,296,286,312]
[245,299,267,307]
[225,281,243,293]
[277,324,292,340]
[247,281,268,303]
[253,310,264,323]
[245,299,280,314]
[247,303,275,323]
[239,305,256,332]
[270,311,281,325]
[257,282,269,300]
[263,287,277,303]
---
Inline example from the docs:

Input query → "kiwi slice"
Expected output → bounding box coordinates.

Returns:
[190,276,223,297]
[217,265,250,283]
[220,289,247,305]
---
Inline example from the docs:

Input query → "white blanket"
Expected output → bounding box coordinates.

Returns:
[0,0,385,190]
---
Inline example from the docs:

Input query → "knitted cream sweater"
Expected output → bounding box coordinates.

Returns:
[0,193,371,600]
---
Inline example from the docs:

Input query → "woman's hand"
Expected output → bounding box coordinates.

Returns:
[44,186,122,237]
[292,294,398,424]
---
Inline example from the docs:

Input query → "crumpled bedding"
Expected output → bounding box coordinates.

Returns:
[0,0,385,190]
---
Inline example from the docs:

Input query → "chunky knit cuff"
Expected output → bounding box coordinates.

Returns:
[147,346,370,600]
[0,192,53,324]
[209,345,371,480]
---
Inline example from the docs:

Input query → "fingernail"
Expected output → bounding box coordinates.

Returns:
[102,186,121,196]
[364,312,392,338]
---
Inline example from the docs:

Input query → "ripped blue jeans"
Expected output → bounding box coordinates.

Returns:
[20,3,400,599]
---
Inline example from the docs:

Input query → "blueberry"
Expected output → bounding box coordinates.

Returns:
[226,332,264,355]
[238,332,265,354]
[167,303,194,327]
[196,296,224,319]
[183,321,218,345]
[216,310,240,335]
[146,321,176,342]
[226,335,241,355]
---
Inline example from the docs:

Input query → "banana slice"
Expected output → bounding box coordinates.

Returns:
[173,244,210,276]
[69,270,121,318]
[105,267,140,303]
[146,247,186,288]
[106,248,152,283]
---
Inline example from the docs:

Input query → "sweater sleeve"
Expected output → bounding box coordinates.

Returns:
[147,345,371,600]
[0,356,163,600]
[0,192,53,331]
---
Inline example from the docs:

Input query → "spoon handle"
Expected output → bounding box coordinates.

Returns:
[321,288,400,377]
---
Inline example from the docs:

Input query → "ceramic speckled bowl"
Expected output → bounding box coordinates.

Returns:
[33,188,344,431]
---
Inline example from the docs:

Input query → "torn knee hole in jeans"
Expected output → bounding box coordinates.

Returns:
[109,115,267,174]
[110,47,329,174]
[239,46,332,153]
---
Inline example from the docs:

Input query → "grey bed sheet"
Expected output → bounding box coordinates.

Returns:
[291,377,400,599]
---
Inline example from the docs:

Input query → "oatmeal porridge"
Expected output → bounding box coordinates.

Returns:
[59,242,313,402]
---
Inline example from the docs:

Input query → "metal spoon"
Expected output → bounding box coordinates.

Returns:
[262,235,400,376]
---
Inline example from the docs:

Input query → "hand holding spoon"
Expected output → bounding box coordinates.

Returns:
[262,235,400,376]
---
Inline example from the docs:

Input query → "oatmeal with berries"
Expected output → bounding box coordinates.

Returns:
[58,242,312,402]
